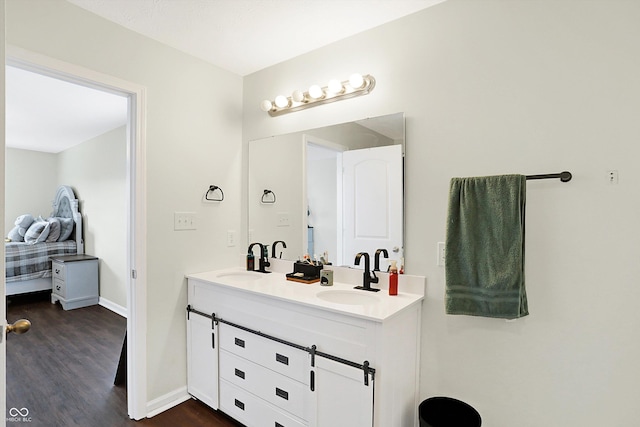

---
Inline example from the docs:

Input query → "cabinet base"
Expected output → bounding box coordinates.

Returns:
[51,294,99,310]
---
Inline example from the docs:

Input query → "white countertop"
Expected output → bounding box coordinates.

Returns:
[186,266,424,322]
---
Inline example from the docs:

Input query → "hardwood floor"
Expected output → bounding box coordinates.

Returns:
[6,292,243,427]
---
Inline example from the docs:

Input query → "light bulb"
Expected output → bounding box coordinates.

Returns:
[274,95,290,108]
[327,79,344,95]
[292,89,305,103]
[260,100,273,112]
[349,73,365,89]
[308,85,324,99]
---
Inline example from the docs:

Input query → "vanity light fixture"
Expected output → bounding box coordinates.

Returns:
[259,73,376,117]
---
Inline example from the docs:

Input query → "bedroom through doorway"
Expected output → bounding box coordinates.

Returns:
[3,51,147,421]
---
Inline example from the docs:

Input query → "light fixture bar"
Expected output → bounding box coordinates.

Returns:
[261,74,376,117]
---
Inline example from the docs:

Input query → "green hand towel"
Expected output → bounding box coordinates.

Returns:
[445,174,528,319]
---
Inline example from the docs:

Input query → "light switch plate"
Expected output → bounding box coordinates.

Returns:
[174,212,197,230]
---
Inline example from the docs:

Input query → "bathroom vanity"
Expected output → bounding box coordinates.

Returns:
[186,262,424,427]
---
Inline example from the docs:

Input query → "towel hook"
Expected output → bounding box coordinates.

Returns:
[261,189,276,204]
[205,185,224,201]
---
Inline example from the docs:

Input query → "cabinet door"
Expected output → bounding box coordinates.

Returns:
[187,311,218,409]
[312,357,374,427]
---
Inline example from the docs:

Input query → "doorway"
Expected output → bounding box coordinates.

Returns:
[3,48,147,420]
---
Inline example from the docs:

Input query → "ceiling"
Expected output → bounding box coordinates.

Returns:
[7,0,445,153]
[66,0,446,76]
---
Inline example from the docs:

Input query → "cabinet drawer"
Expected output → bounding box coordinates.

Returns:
[219,325,308,384]
[220,350,309,420]
[53,279,66,297]
[52,262,65,280]
[220,379,307,427]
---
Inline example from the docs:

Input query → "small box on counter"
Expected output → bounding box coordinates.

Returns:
[286,261,324,284]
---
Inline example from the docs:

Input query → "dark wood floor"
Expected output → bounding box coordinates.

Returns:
[7,292,243,427]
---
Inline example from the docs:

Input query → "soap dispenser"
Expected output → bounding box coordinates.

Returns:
[389,260,398,296]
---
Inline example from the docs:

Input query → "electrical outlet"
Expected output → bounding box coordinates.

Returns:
[174,212,197,230]
[277,212,290,227]
[437,242,445,266]
[227,230,236,247]
[607,170,619,184]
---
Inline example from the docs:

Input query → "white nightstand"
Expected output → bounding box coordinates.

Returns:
[50,254,99,310]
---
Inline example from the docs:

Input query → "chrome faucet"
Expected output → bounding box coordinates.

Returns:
[374,248,389,272]
[272,240,287,259]
[354,252,380,292]
[248,242,271,273]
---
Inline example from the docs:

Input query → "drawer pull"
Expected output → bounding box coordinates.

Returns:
[234,399,245,410]
[275,423,284,427]
[234,368,245,380]
[234,337,245,348]
[275,353,289,365]
[275,387,289,401]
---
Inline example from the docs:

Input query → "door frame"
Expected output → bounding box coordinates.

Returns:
[4,46,148,420]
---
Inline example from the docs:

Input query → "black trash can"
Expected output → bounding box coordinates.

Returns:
[419,397,481,427]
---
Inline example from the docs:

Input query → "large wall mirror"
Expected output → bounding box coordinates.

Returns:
[248,112,405,270]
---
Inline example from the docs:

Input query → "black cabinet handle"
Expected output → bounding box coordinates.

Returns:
[234,368,245,380]
[234,399,245,410]
[275,387,289,400]
[234,337,245,348]
[275,353,289,365]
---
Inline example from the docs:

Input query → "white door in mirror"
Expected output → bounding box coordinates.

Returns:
[342,144,403,268]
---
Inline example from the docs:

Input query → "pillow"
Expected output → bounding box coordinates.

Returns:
[45,217,61,242]
[56,217,74,242]
[24,219,51,244]
[14,214,34,230]
[7,225,23,242]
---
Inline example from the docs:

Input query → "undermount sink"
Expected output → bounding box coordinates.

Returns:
[316,290,380,306]
[216,271,263,282]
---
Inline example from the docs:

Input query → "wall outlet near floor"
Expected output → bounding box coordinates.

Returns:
[437,242,446,266]
[174,212,197,230]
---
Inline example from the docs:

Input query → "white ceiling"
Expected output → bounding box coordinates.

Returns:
[66,0,446,76]
[6,66,128,153]
[7,0,445,153]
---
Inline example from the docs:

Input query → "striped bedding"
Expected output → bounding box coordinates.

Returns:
[5,241,77,283]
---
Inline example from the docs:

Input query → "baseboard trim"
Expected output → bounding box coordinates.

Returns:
[146,386,191,418]
[99,297,127,318]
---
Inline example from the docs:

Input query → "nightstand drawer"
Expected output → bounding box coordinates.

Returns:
[52,262,65,280]
[53,279,66,298]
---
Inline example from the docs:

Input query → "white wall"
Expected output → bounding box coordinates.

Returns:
[6,0,243,404]
[57,126,127,309]
[243,1,640,425]
[4,148,58,233]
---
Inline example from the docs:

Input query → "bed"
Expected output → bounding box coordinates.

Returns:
[6,185,84,296]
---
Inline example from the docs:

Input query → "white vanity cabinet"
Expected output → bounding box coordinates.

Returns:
[186,306,218,409]
[186,271,422,427]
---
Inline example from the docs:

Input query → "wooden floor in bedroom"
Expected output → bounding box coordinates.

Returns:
[6,292,243,427]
